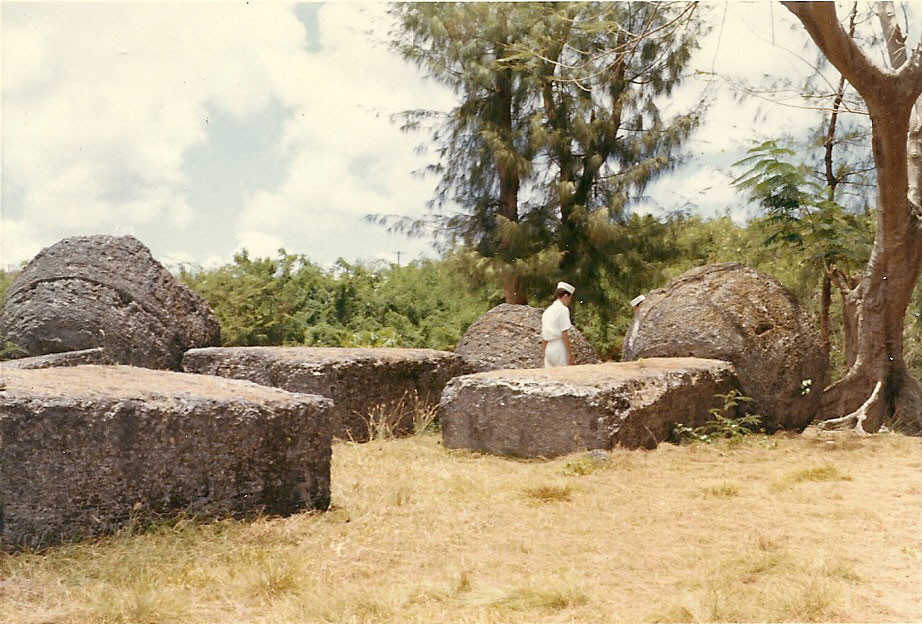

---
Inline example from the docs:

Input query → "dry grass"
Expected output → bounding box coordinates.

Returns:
[1,428,920,623]
[359,391,441,441]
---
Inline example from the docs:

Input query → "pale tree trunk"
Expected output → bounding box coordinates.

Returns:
[784,1,922,433]
[829,268,860,370]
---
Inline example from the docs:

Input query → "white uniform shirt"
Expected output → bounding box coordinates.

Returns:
[541,299,572,341]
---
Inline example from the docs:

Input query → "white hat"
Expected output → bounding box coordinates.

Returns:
[630,295,646,307]
[556,281,575,294]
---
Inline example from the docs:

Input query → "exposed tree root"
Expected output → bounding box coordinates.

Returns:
[819,367,869,421]
[818,381,883,434]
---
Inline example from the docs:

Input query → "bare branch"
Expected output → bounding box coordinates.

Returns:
[790,1,922,107]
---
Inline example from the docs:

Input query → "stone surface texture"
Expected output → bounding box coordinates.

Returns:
[622,263,825,432]
[441,357,739,457]
[454,303,599,372]
[0,365,332,551]
[183,346,471,441]
[0,348,112,370]
[0,235,220,370]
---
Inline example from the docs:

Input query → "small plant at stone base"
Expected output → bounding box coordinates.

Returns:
[361,403,398,441]
[412,400,440,435]
[406,390,441,435]
[360,396,411,441]
[360,391,440,440]
[0,338,27,361]
[670,390,763,445]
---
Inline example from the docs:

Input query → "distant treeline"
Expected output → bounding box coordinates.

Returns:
[173,213,922,375]
[177,251,494,353]
[2,214,921,379]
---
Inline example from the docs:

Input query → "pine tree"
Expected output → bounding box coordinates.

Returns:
[388,3,542,303]
[515,1,703,321]
[387,2,703,318]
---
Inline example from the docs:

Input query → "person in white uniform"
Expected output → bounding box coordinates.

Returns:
[541,281,576,367]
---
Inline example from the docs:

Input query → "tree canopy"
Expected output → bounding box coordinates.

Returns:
[384,2,704,327]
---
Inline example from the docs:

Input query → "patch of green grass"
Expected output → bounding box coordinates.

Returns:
[696,481,741,498]
[561,451,610,476]
[490,582,589,611]
[523,483,573,503]
[785,464,852,484]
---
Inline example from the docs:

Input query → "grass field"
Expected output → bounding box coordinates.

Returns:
[1,428,920,623]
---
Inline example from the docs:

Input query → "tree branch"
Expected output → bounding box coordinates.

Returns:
[783,1,922,105]
[876,0,908,68]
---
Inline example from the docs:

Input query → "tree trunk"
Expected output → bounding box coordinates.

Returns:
[829,268,860,369]
[820,273,831,364]
[784,1,922,432]
[499,166,528,305]
[495,57,526,305]
[497,156,525,304]
[502,273,527,305]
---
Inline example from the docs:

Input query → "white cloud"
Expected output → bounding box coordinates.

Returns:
[2,2,455,267]
[0,219,45,269]
[234,229,287,259]
[2,1,891,270]
[229,3,455,265]
[672,3,830,155]
[642,163,757,223]
[1,3,312,266]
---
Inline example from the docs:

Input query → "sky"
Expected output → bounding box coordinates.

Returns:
[0,2,901,271]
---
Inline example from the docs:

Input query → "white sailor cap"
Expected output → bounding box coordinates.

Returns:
[556,281,575,294]
[630,295,646,307]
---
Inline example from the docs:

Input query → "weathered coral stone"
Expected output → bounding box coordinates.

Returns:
[454,303,599,372]
[0,365,332,551]
[0,235,220,370]
[441,357,739,457]
[623,263,825,431]
[183,346,471,441]
[0,347,112,370]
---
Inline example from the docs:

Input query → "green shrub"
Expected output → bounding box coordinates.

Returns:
[671,390,763,445]
[178,251,489,351]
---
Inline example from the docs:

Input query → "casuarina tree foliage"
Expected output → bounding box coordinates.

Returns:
[382,2,703,325]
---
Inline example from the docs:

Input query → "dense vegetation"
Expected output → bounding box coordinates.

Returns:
[0,211,917,380]
[169,210,920,379]
[176,251,493,352]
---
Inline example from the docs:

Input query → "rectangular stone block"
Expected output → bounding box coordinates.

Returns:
[0,347,112,370]
[0,365,332,551]
[441,357,739,457]
[183,347,472,441]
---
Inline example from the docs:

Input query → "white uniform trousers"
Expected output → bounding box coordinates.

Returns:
[544,338,569,368]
